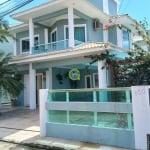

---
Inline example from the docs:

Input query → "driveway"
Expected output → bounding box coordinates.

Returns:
[0,108,40,143]
[0,106,130,150]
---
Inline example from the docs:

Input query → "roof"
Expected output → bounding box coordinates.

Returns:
[11,0,109,23]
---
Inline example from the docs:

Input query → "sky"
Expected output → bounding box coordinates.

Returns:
[2,0,150,26]
[119,0,150,25]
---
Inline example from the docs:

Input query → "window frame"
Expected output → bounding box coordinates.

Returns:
[51,27,57,43]
[93,73,99,88]
[20,34,39,54]
[64,24,87,42]
[85,75,92,88]
[122,28,131,50]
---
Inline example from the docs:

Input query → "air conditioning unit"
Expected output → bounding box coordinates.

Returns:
[93,19,100,30]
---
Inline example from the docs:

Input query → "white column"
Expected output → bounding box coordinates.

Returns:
[46,68,52,89]
[29,18,34,54]
[44,28,48,44]
[68,7,74,48]
[103,25,108,42]
[29,63,36,109]
[40,89,48,137]
[117,27,122,48]
[132,86,150,150]
[98,60,107,88]
[98,60,107,102]
[103,0,109,14]
[13,33,17,56]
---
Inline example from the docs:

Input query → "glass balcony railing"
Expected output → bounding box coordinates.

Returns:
[47,87,132,103]
[32,40,83,54]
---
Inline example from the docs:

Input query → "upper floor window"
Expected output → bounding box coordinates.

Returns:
[64,24,87,43]
[51,28,57,42]
[122,29,130,50]
[21,35,39,53]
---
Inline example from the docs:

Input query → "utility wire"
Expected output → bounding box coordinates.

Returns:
[118,0,130,14]
[0,0,34,19]
[118,0,125,13]
[0,0,11,6]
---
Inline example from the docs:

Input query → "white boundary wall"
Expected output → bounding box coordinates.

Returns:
[132,86,150,150]
[39,89,48,137]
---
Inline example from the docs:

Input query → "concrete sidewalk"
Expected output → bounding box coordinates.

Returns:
[0,107,130,150]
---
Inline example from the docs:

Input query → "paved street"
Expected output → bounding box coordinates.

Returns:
[0,141,45,150]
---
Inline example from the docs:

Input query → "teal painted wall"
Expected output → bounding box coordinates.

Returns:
[108,0,117,15]
[50,18,103,42]
[52,67,98,89]
[89,0,103,10]
[108,26,117,45]
[87,19,103,42]
[89,0,117,16]
[17,75,24,106]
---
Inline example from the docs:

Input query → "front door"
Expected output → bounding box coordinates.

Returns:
[36,74,43,106]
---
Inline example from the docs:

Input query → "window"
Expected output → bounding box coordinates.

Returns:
[85,75,92,88]
[21,36,39,53]
[147,134,150,150]
[65,25,86,43]
[21,38,29,53]
[51,28,57,42]
[93,73,99,88]
[122,29,130,49]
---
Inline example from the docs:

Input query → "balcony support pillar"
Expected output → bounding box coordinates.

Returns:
[68,7,74,48]
[29,18,34,54]
[29,63,36,109]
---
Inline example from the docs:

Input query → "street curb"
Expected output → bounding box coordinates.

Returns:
[0,138,66,150]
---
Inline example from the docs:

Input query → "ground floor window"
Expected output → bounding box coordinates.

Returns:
[93,73,99,88]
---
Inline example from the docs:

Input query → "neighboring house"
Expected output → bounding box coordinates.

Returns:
[9,0,137,109]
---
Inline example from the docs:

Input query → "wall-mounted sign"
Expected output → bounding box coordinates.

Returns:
[69,68,80,80]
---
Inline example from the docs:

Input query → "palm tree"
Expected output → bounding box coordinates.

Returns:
[0,19,14,43]
[0,19,23,102]
[0,51,24,99]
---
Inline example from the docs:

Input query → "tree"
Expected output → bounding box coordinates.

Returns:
[0,19,14,43]
[85,19,150,87]
[0,19,23,101]
[0,51,24,98]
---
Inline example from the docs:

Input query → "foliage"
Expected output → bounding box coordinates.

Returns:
[85,19,150,87]
[0,18,23,100]
[112,50,150,86]
[0,19,14,43]
[0,51,24,98]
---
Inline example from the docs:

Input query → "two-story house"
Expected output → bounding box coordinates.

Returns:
[9,0,137,109]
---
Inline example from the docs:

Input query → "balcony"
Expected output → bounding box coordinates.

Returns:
[32,39,83,55]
